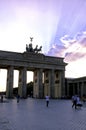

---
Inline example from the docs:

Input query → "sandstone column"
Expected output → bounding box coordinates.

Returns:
[54,71,60,98]
[60,71,65,97]
[77,82,80,95]
[38,69,43,98]
[44,69,55,98]
[44,70,50,97]
[6,66,14,98]
[50,69,55,98]
[81,82,84,97]
[18,67,27,98]
[53,70,65,98]
[33,69,43,98]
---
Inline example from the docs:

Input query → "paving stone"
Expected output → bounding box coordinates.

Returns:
[0,98,86,130]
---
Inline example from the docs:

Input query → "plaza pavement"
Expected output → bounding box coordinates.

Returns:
[0,98,86,130]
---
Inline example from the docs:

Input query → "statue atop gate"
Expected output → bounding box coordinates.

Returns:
[26,37,42,53]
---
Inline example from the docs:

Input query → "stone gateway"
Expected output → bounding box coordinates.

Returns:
[0,50,67,99]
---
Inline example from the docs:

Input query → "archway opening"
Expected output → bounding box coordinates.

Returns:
[27,71,33,97]
[0,69,7,93]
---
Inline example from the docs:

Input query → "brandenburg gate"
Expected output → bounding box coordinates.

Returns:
[0,40,67,99]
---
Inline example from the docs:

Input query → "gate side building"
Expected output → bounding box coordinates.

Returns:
[65,77,86,98]
[0,50,67,98]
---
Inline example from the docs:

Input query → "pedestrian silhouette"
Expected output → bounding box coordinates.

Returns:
[45,94,50,107]
[72,95,77,109]
[17,94,20,103]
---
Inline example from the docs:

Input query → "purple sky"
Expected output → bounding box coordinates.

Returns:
[0,0,86,90]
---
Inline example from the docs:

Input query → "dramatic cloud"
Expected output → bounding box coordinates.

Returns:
[47,31,86,78]
[47,31,86,63]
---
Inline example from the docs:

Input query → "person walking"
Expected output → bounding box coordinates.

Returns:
[72,95,77,109]
[76,95,82,107]
[17,94,20,103]
[45,94,50,107]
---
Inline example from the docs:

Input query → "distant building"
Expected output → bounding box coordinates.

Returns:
[65,77,86,98]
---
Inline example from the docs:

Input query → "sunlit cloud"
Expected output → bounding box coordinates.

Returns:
[48,31,86,61]
[64,31,86,62]
[47,30,86,78]
[60,35,76,47]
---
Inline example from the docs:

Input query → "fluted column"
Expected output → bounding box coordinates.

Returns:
[77,82,79,95]
[54,70,65,98]
[44,69,55,98]
[6,66,14,98]
[18,67,27,98]
[67,84,70,97]
[44,70,50,97]
[39,69,43,98]
[33,70,38,98]
[60,71,65,97]
[33,69,43,98]
[81,82,84,97]
[54,70,60,98]
[50,69,55,98]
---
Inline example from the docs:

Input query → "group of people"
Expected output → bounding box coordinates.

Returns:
[0,93,83,109]
[72,95,82,109]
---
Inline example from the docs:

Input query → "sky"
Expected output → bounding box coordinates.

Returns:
[0,0,86,91]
